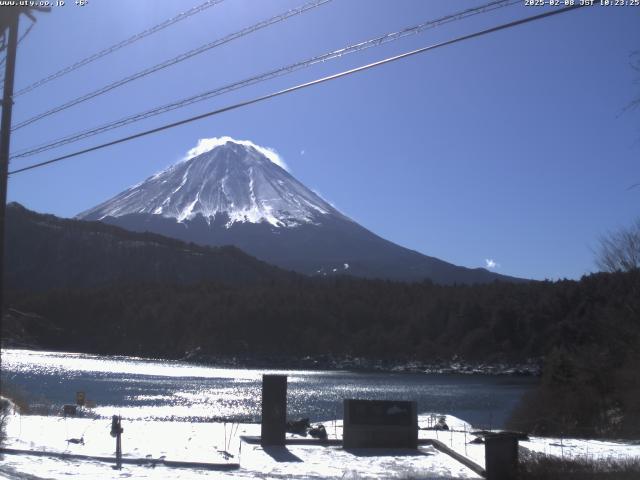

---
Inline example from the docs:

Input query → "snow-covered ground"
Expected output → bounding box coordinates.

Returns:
[0,411,483,480]
[522,436,640,461]
[1,404,638,479]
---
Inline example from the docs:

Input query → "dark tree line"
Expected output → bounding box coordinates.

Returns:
[6,270,638,363]
[4,269,639,438]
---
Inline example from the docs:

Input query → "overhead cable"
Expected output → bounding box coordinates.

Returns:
[11,0,332,131]
[8,4,587,176]
[12,0,226,97]
[11,0,517,160]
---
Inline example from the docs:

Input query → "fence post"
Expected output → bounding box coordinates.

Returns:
[110,415,123,469]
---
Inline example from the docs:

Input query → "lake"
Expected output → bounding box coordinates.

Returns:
[0,348,536,428]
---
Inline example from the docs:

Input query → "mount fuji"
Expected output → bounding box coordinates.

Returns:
[78,137,520,284]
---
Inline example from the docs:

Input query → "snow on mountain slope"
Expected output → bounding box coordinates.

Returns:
[77,137,525,284]
[78,137,344,228]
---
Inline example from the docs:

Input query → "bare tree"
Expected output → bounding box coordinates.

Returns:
[622,51,640,190]
[596,219,640,272]
[627,50,640,114]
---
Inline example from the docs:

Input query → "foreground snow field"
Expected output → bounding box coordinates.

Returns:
[0,413,480,479]
[2,410,638,480]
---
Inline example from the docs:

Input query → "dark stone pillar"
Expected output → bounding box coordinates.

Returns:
[343,399,418,449]
[260,374,287,446]
[485,433,519,480]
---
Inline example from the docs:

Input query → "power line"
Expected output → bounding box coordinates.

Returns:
[12,0,225,98]
[11,0,332,131]
[8,4,586,176]
[11,0,518,160]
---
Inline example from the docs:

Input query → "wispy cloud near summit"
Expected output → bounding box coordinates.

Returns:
[183,136,288,171]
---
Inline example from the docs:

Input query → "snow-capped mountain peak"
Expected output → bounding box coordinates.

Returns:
[78,137,343,228]
[76,137,524,284]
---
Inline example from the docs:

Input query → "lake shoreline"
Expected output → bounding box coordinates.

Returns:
[179,350,543,377]
[2,343,542,377]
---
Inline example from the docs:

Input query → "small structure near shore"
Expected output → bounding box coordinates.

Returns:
[343,399,418,449]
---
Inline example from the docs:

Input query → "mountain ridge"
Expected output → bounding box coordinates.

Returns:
[77,137,526,285]
[5,201,296,291]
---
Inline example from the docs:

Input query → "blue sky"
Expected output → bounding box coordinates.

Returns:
[5,0,640,281]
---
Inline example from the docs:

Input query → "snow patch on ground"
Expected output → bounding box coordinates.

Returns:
[1,413,482,479]
[2,412,638,479]
[522,436,640,461]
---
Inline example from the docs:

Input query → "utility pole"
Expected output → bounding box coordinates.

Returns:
[0,6,48,327]
[0,9,21,328]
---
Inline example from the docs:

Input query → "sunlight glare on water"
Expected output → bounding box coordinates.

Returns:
[1,348,323,380]
[0,349,536,427]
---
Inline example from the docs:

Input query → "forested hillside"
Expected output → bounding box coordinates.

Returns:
[5,202,295,290]
[6,270,638,366]
[5,203,639,438]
